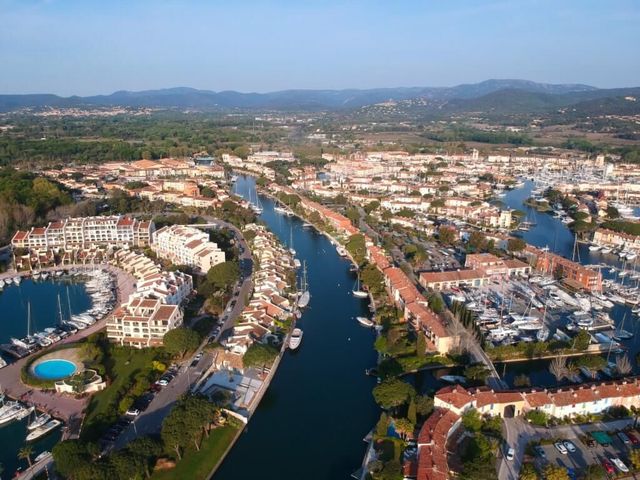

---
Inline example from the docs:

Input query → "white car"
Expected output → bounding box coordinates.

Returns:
[554,441,568,455]
[610,457,629,473]
[562,440,576,453]
[505,447,515,461]
[125,408,140,417]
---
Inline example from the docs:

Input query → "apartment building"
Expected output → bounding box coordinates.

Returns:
[106,297,183,348]
[593,228,640,252]
[152,225,226,273]
[524,246,602,292]
[12,216,154,251]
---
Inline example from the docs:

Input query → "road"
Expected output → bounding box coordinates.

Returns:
[113,217,253,449]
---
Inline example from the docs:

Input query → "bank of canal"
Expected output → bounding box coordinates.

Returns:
[214,176,379,479]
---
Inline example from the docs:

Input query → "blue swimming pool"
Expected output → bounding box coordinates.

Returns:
[33,359,77,380]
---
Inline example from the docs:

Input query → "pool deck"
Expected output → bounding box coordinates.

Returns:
[0,264,135,434]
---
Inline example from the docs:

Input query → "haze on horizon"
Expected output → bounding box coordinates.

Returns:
[1,0,639,97]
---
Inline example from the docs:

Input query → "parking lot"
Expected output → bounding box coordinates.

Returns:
[532,428,640,477]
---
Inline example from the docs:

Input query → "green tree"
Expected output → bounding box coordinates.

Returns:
[52,440,94,479]
[507,237,526,252]
[407,399,417,425]
[163,327,201,357]
[427,292,445,314]
[543,464,569,480]
[415,395,434,418]
[467,231,487,252]
[464,363,490,382]
[416,332,427,358]
[583,464,606,480]
[519,463,537,480]
[243,343,278,369]
[438,226,457,245]
[573,329,591,350]
[372,379,416,409]
[394,417,414,440]
[127,436,162,478]
[630,449,640,470]
[461,409,483,432]
[375,412,389,437]
[206,261,240,291]
[364,200,380,214]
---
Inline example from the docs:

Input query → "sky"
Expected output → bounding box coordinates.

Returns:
[1,0,639,96]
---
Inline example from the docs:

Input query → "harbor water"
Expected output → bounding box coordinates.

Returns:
[0,278,91,477]
[214,176,379,479]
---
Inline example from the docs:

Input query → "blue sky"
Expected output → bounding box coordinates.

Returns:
[1,0,639,95]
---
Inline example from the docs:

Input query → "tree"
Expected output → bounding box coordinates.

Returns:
[415,395,434,418]
[519,463,537,480]
[438,226,456,245]
[375,412,389,437]
[206,261,240,291]
[243,343,278,369]
[464,364,490,382]
[630,449,640,470]
[126,436,162,478]
[461,409,483,432]
[543,464,569,480]
[163,327,201,357]
[52,440,94,478]
[394,418,414,440]
[525,410,548,426]
[507,238,526,252]
[372,379,415,409]
[583,464,606,480]
[576,355,606,379]
[549,356,567,382]
[605,206,620,219]
[467,231,487,252]
[615,354,632,376]
[373,460,403,480]
[427,292,445,314]
[364,200,380,215]
[573,329,591,350]
[407,399,417,425]
[416,333,427,358]
[18,445,33,469]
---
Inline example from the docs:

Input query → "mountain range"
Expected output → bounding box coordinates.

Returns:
[0,79,638,115]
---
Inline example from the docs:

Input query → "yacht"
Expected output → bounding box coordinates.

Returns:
[273,205,288,215]
[27,412,51,431]
[440,375,467,384]
[601,247,612,254]
[588,245,601,252]
[336,246,348,257]
[356,316,375,328]
[297,262,310,309]
[288,328,303,351]
[26,419,62,442]
[0,402,31,426]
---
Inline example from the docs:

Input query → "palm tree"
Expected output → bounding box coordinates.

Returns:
[615,355,632,376]
[18,445,33,469]
[549,357,567,382]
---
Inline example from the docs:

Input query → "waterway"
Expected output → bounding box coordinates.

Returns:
[496,180,640,387]
[0,278,91,477]
[214,176,379,479]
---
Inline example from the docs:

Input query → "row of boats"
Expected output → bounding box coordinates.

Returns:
[0,394,62,441]
[0,269,116,360]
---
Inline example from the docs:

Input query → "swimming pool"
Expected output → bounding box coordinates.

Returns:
[33,359,78,380]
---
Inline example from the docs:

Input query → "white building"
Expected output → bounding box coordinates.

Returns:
[152,225,226,273]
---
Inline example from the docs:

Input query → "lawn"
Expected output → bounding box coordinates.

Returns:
[81,346,163,441]
[151,422,243,480]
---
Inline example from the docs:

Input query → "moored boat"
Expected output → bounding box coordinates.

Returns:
[26,419,62,442]
[288,328,303,350]
[356,316,375,328]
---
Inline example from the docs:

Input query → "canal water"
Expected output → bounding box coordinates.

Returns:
[0,278,90,477]
[497,181,640,387]
[214,176,379,479]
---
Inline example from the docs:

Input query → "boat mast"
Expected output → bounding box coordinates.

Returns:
[57,294,64,325]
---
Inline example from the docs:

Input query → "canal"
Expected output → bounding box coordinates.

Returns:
[214,175,379,479]
[497,180,640,386]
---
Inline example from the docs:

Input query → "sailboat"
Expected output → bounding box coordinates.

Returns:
[289,226,296,255]
[613,313,634,341]
[352,277,368,298]
[297,261,310,308]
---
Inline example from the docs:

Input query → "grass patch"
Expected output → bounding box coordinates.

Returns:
[81,346,164,441]
[151,422,242,480]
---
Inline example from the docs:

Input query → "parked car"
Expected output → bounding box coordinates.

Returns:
[626,431,640,446]
[610,457,629,473]
[554,442,568,455]
[563,440,576,453]
[601,459,615,475]
[506,447,515,461]
[618,431,631,445]
[534,446,546,459]
[125,408,140,417]
[156,378,169,387]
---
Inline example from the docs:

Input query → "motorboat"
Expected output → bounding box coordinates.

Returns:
[536,328,550,342]
[288,328,303,351]
[588,245,601,252]
[26,419,62,442]
[336,246,348,257]
[0,402,31,426]
[613,330,633,341]
[356,317,375,328]
[440,375,467,385]
[600,247,612,254]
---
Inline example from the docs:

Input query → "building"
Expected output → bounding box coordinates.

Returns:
[12,216,154,251]
[593,228,640,252]
[523,246,602,291]
[464,253,530,277]
[419,269,490,291]
[152,225,226,273]
[106,297,183,348]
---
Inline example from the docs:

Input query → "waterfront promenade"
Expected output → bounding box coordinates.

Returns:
[0,264,135,429]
